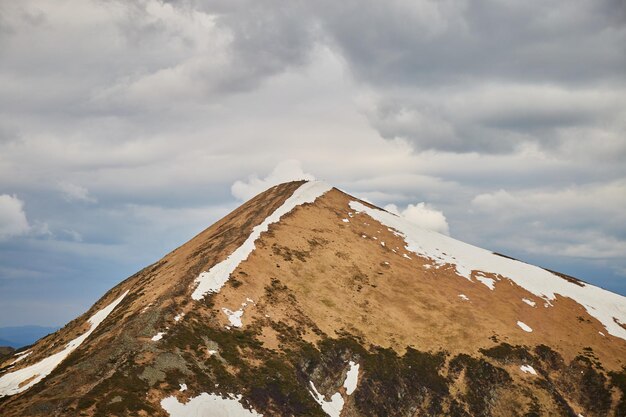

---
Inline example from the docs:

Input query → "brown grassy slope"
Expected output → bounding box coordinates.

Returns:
[218,187,626,370]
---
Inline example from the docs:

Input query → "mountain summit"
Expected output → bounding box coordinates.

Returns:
[1,181,625,416]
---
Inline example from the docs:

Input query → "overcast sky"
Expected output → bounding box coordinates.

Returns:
[1,0,625,326]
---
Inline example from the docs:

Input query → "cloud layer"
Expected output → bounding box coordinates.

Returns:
[0,0,624,325]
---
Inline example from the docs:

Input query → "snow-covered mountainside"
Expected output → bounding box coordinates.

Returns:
[1,181,625,417]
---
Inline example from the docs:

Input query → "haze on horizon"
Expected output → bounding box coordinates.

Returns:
[0,0,625,327]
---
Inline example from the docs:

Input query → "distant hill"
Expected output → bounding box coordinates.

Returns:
[0,326,59,348]
[0,346,14,357]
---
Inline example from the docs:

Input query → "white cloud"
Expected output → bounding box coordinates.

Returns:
[384,202,450,235]
[0,194,30,239]
[58,182,97,203]
[231,160,315,200]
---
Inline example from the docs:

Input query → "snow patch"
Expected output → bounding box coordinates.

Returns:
[192,181,332,300]
[152,332,165,341]
[458,294,470,301]
[174,313,185,322]
[343,361,359,395]
[309,361,360,417]
[0,291,128,398]
[342,218,349,223]
[161,392,262,416]
[223,309,244,328]
[309,383,344,417]
[179,383,187,392]
[517,321,533,332]
[9,351,31,365]
[475,276,496,290]
[222,299,254,328]
[520,365,537,375]
[349,200,626,341]
[522,298,536,307]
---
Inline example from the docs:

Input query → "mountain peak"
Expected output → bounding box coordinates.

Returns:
[1,180,625,416]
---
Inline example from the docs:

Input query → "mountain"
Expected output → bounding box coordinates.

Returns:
[0,326,60,349]
[0,181,625,417]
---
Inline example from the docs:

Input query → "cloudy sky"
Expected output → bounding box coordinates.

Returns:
[1,0,625,327]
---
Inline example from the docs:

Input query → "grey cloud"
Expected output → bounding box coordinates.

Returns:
[0,0,315,120]
[315,0,626,86]
[214,1,316,88]
[342,173,463,205]
[89,0,318,112]
[307,0,626,155]
[470,182,626,242]
[467,182,626,268]
[361,84,626,154]
[57,182,97,203]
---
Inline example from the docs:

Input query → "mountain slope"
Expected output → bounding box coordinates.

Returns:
[1,181,625,417]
